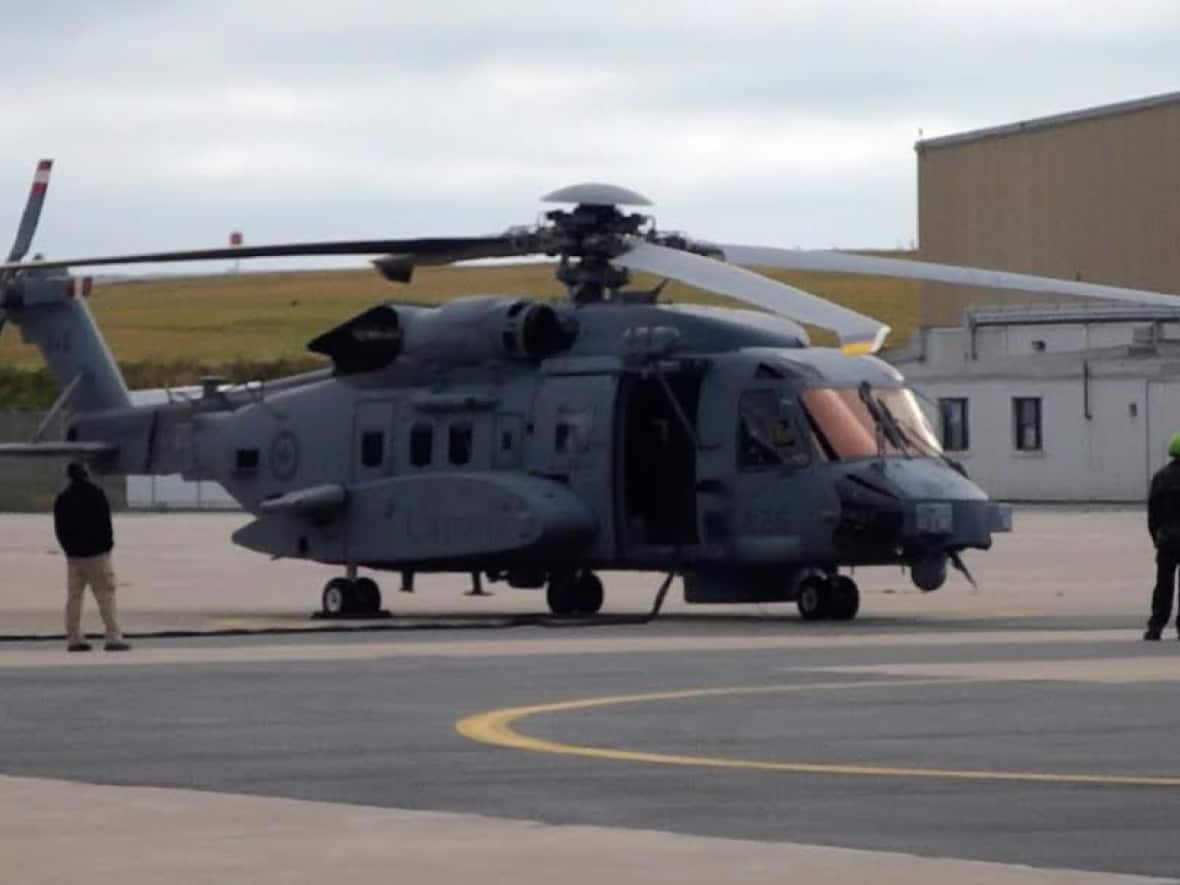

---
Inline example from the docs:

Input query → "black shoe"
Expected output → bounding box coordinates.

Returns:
[104,640,131,652]
[1144,629,1162,641]
[67,642,93,652]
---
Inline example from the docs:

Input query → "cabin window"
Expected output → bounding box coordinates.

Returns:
[938,398,969,452]
[360,430,385,468]
[235,448,260,472]
[738,390,810,469]
[449,421,474,465]
[410,422,433,467]
[1013,397,1042,451]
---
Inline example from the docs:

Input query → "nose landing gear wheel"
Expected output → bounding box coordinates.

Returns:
[828,575,860,621]
[796,575,830,621]
[546,573,577,615]
[546,571,604,615]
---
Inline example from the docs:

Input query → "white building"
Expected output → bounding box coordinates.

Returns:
[891,305,1180,502]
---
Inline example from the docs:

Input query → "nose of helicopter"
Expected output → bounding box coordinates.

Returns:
[837,458,1012,580]
[881,458,1012,549]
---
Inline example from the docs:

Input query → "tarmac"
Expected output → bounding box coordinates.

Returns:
[1,508,1179,883]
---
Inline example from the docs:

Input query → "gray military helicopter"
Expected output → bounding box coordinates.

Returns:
[4,160,1177,620]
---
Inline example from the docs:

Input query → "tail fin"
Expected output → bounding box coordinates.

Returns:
[1,160,130,413]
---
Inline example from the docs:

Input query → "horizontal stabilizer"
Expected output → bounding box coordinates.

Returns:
[0,441,117,459]
[259,483,347,514]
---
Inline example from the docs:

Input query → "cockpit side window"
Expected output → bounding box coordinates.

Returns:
[738,390,811,470]
[799,387,943,461]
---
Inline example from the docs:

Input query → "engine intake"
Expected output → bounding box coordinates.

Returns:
[307,297,576,374]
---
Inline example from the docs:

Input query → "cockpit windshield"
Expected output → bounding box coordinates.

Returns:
[800,386,942,460]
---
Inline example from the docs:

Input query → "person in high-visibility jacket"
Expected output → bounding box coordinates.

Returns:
[1145,434,1180,640]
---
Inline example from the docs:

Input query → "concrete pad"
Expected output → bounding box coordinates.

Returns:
[0,507,1158,637]
[0,628,1139,670]
[0,775,1164,885]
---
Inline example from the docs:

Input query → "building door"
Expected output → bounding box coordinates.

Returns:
[1148,381,1180,489]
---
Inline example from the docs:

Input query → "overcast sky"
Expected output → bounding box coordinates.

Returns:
[2,0,1179,271]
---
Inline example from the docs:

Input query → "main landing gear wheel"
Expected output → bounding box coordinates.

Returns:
[546,571,604,615]
[321,577,383,616]
[355,577,382,613]
[796,574,860,622]
[573,571,604,615]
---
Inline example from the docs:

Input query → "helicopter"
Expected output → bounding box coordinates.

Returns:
[3,161,1178,621]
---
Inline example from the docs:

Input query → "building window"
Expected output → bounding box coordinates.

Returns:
[360,431,384,468]
[410,422,433,467]
[449,421,473,465]
[938,398,969,452]
[1013,397,1042,451]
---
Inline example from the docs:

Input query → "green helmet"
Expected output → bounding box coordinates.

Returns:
[1170,433,1180,458]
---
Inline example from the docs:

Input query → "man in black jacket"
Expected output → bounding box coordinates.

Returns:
[1146,434,1180,640]
[53,462,130,652]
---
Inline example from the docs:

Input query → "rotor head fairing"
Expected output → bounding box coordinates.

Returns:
[542,183,653,207]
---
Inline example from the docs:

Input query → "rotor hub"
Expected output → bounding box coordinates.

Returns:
[538,188,656,303]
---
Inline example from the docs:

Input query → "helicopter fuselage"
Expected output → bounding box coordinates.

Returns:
[68,295,1009,605]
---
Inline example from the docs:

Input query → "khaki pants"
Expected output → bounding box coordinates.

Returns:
[65,554,123,644]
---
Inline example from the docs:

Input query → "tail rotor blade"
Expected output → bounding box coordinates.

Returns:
[7,159,53,263]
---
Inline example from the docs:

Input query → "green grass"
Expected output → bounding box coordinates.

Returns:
[0,261,920,405]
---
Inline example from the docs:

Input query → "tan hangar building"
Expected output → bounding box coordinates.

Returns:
[915,90,1180,326]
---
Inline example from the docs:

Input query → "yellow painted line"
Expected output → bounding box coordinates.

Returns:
[457,680,1180,788]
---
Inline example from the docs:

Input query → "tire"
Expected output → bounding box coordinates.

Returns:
[355,577,382,613]
[546,574,577,615]
[828,575,860,621]
[796,575,830,621]
[322,578,353,616]
[574,572,604,615]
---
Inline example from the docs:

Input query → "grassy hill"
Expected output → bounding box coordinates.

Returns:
[0,261,920,405]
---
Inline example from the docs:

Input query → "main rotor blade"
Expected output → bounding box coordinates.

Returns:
[718,245,1180,309]
[0,235,527,274]
[7,159,53,263]
[616,240,890,353]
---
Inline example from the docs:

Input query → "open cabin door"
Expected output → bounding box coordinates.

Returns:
[617,368,702,556]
